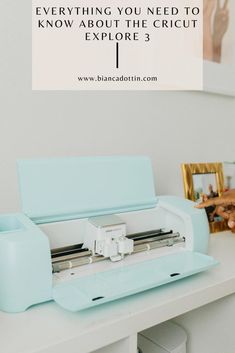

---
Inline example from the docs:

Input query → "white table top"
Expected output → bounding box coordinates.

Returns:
[1,231,235,353]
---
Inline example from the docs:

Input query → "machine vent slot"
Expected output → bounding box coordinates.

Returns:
[92,296,105,301]
[170,273,180,277]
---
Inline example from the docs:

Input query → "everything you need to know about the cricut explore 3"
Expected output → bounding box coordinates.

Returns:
[0,156,218,313]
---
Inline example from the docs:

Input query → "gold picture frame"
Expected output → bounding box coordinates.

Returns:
[181,163,228,233]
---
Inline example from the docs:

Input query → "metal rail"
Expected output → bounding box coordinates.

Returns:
[52,232,184,273]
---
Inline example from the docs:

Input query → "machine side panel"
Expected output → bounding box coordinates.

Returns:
[0,213,52,313]
[157,196,209,253]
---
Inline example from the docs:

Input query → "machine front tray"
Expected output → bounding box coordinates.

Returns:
[53,251,218,312]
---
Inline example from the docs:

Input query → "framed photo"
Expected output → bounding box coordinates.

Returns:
[203,0,235,96]
[223,161,235,190]
[181,162,228,233]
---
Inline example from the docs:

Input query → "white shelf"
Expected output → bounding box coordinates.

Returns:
[1,231,235,353]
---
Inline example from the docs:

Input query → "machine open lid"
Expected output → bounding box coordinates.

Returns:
[17,156,157,224]
[52,251,218,312]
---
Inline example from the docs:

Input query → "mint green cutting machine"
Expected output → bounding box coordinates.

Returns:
[0,156,218,313]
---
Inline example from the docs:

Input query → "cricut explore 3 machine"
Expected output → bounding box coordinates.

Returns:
[0,156,218,313]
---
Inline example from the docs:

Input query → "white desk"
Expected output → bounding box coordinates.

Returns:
[1,231,235,353]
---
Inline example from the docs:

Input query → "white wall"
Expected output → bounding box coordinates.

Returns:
[0,0,235,213]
